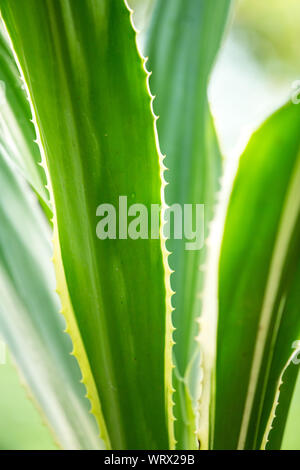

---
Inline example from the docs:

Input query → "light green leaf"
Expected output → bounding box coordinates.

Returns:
[214,102,300,450]
[0,0,171,449]
[146,0,232,449]
[0,24,50,215]
[0,147,102,449]
[260,250,300,450]
[281,357,300,450]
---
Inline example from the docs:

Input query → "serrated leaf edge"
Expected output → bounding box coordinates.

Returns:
[1,19,111,450]
[261,347,300,449]
[196,150,241,450]
[125,0,176,449]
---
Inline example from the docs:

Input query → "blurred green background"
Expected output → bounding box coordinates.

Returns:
[0,352,58,449]
[0,0,300,450]
[210,0,300,158]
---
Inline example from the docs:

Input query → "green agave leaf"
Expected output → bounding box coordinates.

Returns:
[280,356,300,450]
[0,0,171,449]
[146,0,231,449]
[263,343,299,450]
[214,102,300,450]
[260,256,300,449]
[0,147,102,449]
[0,23,50,214]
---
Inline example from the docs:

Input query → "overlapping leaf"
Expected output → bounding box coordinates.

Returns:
[280,361,300,450]
[214,102,300,449]
[0,24,50,215]
[146,0,231,449]
[0,147,102,449]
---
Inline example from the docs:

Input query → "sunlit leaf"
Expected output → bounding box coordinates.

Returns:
[0,147,102,449]
[146,0,232,449]
[214,102,300,450]
[0,24,50,215]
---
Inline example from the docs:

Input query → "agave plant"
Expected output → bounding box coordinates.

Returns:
[0,0,299,451]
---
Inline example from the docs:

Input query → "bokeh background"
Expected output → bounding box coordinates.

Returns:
[0,0,299,450]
